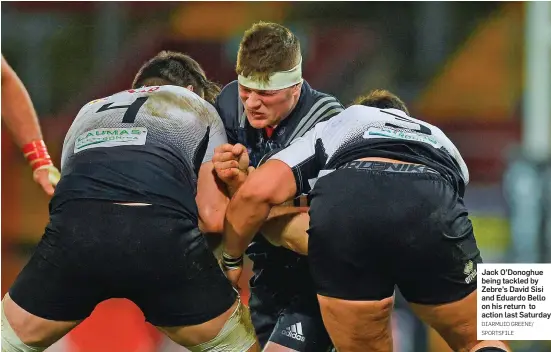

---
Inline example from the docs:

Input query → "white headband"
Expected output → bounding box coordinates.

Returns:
[237,57,303,91]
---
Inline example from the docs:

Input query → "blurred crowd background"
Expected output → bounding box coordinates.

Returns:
[1,1,550,352]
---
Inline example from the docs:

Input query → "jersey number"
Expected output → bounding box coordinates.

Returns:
[381,110,432,135]
[96,97,149,123]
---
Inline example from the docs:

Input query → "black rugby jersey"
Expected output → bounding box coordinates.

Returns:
[214,80,343,167]
[214,80,344,277]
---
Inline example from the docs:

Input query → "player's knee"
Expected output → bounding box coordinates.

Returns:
[185,299,257,352]
[1,301,46,352]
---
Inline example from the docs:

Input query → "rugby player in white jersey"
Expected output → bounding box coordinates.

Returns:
[1,54,60,195]
[1,51,259,352]
[221,90,510,352]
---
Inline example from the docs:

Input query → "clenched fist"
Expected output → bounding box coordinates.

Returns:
[212,143,254,194]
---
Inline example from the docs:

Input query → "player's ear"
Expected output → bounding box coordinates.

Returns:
[186,85,194,92]
[291,83,301,97]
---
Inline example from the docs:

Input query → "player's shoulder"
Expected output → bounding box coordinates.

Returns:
[79,85,218,123]
[128,85,202,103]
[218,80,239,99]
[291,81,344,129]
[214,80,238,113]
[83,85,196,107]
[212,80,240,127]
[345,104,411,120]
[301,81,344,110]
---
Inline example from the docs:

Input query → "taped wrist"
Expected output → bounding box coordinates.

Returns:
[222,252,243,270]
[22,140,53,172]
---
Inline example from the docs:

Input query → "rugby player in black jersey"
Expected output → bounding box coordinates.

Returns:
[213,22,343,352]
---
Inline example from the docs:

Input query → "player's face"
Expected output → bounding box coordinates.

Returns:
[238,84,301,129]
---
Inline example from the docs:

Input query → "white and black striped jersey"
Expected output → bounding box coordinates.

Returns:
[270,105,470,196]
[54,85,227,217]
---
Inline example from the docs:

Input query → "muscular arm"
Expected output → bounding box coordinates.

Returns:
[223,160,297,258]
[196,161,230,234]
[211,146,309,254]
[1,55,43,146]
[197,103,235,233]
[259,197,310,254]
[219,166,310,255]
[261,212,310,255]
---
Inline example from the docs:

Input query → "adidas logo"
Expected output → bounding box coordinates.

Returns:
[282,322,305,342]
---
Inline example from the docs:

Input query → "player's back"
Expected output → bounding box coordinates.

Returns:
[274,105,469,196]
[54,85,224,219]
[322,105,468,187]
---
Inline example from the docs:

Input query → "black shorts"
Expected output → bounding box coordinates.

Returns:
[308,164,482,304]
[9,200,237,326]
[247,245,332,351]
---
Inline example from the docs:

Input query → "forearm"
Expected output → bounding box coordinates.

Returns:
[223,195,272,258]
[197,163,231,233]
[1,67,43,147]
[261,212,310,255]
[267,204,308,221]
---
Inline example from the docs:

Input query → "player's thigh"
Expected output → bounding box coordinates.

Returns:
[308,170,396,301]
[394,176,482,351]
[5,201,113,346]
[157,298,259,352]
[128,224,250,347]
[247,242,314,348]
[317,294,394,352]
[308,170,396,352]
[248,290,280,348]
[132,229,238,328]
[2,293,81,348]
[265,296,332,352]
[408,291,478,352]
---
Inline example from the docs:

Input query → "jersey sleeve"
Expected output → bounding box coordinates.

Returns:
[202,101,228,163]
[269,121,328,196]
[213,81,240,144]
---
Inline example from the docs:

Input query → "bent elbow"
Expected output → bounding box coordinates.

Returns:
[198,207,225,234]
[239,182,274,206]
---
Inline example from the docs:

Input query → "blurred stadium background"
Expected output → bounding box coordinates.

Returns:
[1,1,550,351]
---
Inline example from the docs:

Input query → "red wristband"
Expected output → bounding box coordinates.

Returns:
[22,140,53,171]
